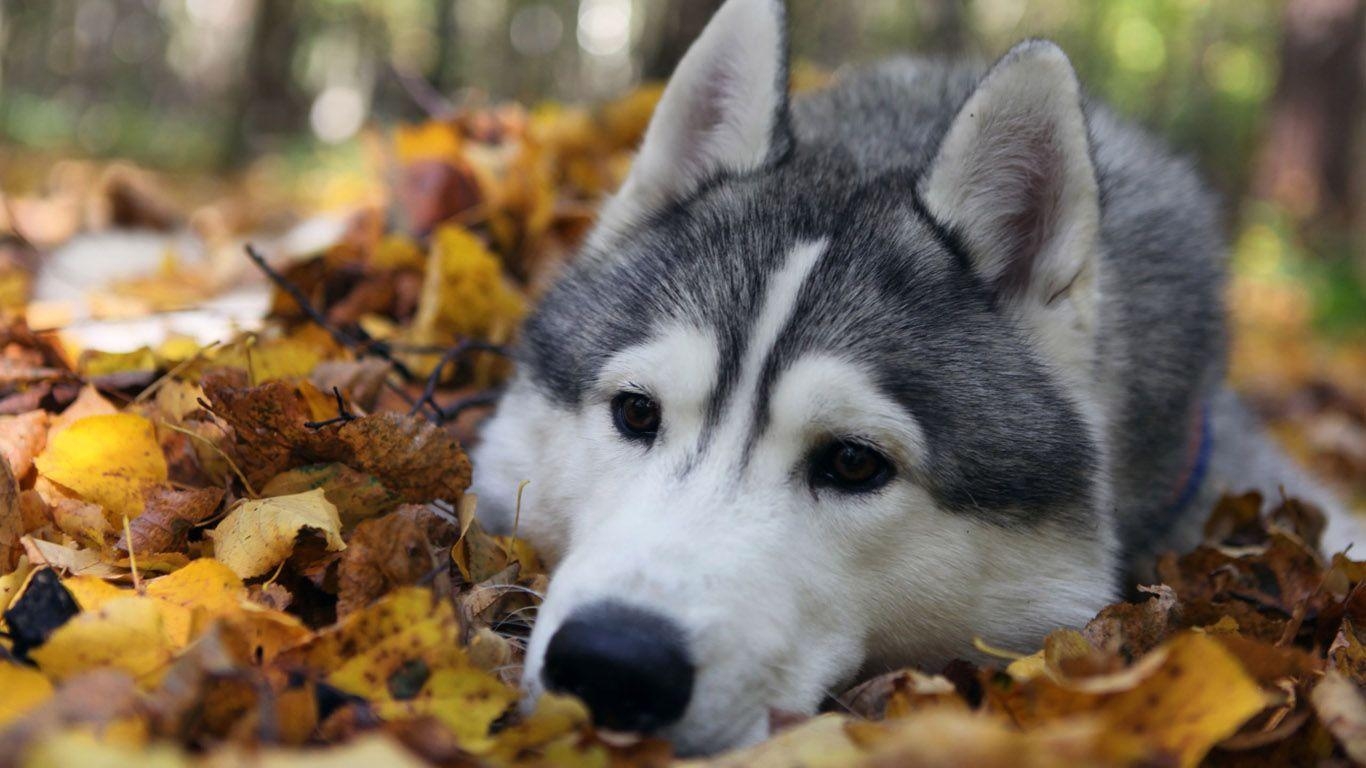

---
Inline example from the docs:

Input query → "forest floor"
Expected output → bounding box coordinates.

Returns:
[0,90,1363,766]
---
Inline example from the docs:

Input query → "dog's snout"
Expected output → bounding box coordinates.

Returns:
[542,602,694,732]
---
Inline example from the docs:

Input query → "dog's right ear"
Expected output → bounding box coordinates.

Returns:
[591,0,791,248]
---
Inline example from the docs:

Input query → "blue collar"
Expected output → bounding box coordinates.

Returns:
[1164,405,1213,523]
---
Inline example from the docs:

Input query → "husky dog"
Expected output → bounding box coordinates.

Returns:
[471,0,1358,754]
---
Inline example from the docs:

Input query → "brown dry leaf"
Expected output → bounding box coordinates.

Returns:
[260,463,400,529]
[116,485,224,556]
[200,373,336,488]
[21,537,121,578]
[333,412,472,505]
[336,511,436,617]
[209,489,345,579]
[50,498,113,549]
[839,669,968,720]
[0,409,49,478]
[0,453,21,571]
[1083,584,1178,659]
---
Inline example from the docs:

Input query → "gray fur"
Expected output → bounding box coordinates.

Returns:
[513,54,1338,579]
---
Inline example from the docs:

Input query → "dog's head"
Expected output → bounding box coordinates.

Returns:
[473,0,1120,754]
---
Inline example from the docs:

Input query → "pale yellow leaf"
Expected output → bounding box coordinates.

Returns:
[209,489,345,579]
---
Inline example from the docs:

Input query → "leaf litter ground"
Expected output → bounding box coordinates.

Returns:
[0,88,1363,768]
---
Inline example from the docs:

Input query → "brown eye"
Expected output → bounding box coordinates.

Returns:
[812,440,893,492]
[612,392,661,440]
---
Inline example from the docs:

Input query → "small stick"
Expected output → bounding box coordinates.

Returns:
[305,387,358,429]
[243,244,418,381]
[408,340,507,421]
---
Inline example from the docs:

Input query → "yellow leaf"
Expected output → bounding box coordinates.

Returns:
[63,575,126,610]
[48,386,118,436]
[222,603,312,665]
[371,233,425,271]
[0,557,33,614]
[144,559,247,645]
[209,489,345,579]
[411,225,524,344]
[282,586,442,673]
[22,730,188,768]
[203,734,429,768]
[31,595,178,687]
[394,121,464,165]
[326,609,517,750]
[34,413,168,521]
[78,347,159,378]
[0,662,54,728]
[988,632,1268,768]
[680,714,866,768]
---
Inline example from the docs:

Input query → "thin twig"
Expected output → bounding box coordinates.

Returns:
[305,387,358,429]
[243,244,418,381]
[408,340,507,421]
[438,389,502,422]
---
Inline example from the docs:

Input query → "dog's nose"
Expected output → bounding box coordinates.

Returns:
[542,602,694,732]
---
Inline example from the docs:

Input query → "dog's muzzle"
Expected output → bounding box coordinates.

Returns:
[542,601,694,732]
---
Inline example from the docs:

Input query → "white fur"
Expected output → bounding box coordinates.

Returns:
[591,0,786,250]
[472,240,1119,754]
[920,42,1103,405]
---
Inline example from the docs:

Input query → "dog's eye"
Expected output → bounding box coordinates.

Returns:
[612,392,661,440]
[811,440,893,492]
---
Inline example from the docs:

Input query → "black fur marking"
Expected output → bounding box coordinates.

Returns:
[519,57,1225,541]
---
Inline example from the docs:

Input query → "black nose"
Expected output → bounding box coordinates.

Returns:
[542,602,694,732]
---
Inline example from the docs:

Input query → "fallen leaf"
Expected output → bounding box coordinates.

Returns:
[0,409,48,478]
[985,632,1269,768]
[334,412,472,505]
[209,489,346,579]
[336,511,436,617]
[30,595,179,686]
[3,567,79,659]
[260,463,400,529]
[47,385,118,435]
[21,537,121,578]
[34,413,169,521]
[116,485,224,556]
[0,661,54,728]
[0,452,21,571]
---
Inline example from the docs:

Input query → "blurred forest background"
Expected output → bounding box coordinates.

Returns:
[0,0,1363,494]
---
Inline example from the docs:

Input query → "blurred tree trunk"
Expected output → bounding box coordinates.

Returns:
[917,0,969,55]
[430,0,458,95]
[643,0,725,80]
[1254,0,1365,229]
[222,0,308,168]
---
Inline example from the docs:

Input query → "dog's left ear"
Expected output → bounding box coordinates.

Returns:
[920,41,1099,313]
[593,0,791,243]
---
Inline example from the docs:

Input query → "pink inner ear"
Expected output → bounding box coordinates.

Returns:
[984,122,1065,298]
[676,66,733,177]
